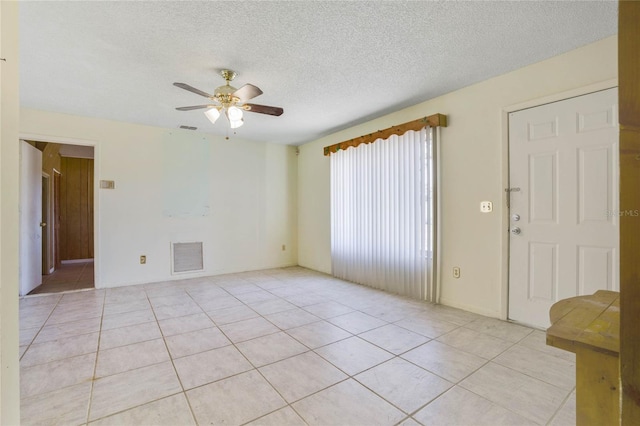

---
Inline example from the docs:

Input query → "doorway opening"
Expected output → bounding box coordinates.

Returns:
[21,141,96,295]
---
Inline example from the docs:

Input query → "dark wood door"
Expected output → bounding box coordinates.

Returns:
[60,157,94,260]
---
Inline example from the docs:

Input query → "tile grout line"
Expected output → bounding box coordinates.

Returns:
[189,276,313,425]
[87,293,188,423]
[205,275,401,423]
[85,288,107,425]
[545,386,576,426]
[146,284,200,426]
[188,277,483,423]
[18,294,63,362]
[426,326,556,423]
[240,278,346,426]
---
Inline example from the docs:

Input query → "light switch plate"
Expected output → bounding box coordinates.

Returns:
[480,201,493,213]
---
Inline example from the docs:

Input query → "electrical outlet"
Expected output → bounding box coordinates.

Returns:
[480,201,493,213]
[282,244,286,251]
[140,255,146,264]
[453,267,461,278]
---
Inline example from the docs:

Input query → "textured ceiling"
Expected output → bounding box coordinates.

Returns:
[19,1,617,145]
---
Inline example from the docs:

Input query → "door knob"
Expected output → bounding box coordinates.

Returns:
[511,227,521,235]
[40,222,47,227]
[512,214,520,222]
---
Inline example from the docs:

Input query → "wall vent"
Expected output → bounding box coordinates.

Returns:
[171,242,203,274]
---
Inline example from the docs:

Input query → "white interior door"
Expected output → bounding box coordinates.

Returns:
[20,141,43,296]
[508,88,619,328]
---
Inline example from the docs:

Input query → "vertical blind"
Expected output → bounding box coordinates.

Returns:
[330,127,434,300]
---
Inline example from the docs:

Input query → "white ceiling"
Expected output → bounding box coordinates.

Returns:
[19,1,617,146]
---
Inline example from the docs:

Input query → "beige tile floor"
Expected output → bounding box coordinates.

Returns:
[19,267,577,425]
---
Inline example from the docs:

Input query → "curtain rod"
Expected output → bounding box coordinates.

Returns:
[323,113,447,156]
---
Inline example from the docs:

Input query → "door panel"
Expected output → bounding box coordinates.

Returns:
[578,246,613,294]
[528,242,557,301]
[508,88,619,328]
[20,141,43,296]
[579,146,613,223]
[529,153,558,223]
[60,157,94,260]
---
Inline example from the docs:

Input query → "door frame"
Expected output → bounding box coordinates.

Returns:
[42,172,50,275]
[500,78,619,321]
[53,169,61,269]
[18,133,101,288]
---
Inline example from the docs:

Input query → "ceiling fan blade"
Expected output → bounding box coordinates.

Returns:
[175,105,212,111]
[233,84,263,102]
[244,103,284,116]
[173,82,212,98]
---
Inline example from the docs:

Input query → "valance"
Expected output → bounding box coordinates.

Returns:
[323,113,447,156]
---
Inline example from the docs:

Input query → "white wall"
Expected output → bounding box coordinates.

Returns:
[298,36,618,318]
[0,2,21,423]
[21,109,298,288]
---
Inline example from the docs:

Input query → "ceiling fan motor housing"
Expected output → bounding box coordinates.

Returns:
[213,69,240,106]
[214,85,238,106]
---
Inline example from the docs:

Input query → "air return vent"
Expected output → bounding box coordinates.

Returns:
[171,242,203,274]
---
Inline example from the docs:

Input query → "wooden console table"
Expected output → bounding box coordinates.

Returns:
[546,290,620,425]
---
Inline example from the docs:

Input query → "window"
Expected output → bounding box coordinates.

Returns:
[330,127,436,300]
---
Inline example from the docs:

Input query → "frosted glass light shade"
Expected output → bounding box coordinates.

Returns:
[204,108,221,124]
[227,106,244,121]
[230,118,244,129]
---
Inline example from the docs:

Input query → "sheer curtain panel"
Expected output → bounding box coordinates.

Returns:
[330,127,434,300]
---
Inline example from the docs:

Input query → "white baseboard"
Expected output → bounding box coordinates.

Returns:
[439,297,501,319]
[95,262,299,289]
[61,259,94,264]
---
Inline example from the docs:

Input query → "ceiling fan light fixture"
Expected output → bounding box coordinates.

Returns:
[227,106,243,121]
[204,107,221,124]
[230,118,244,129]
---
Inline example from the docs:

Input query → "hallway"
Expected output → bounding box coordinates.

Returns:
[30,261,94,294]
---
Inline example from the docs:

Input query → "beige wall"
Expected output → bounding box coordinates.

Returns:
[0,1,21,423]
[298,36,618,317]
[20,109,298,288]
